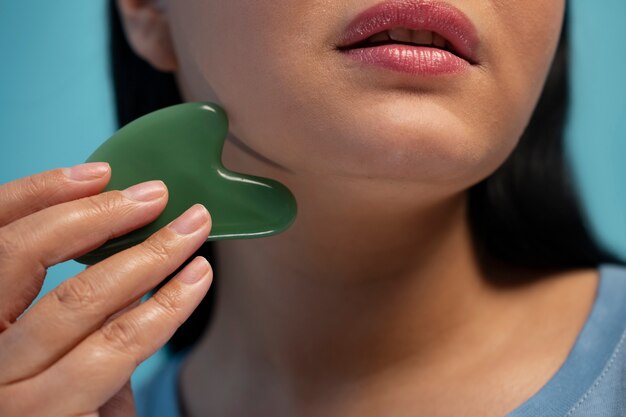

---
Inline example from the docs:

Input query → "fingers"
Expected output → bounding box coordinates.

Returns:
[27,256,212,416]
[0,162,111,227]
[0,204,211,385]
[0,179,169,326]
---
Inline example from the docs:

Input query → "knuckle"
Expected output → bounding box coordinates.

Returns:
[79,194,110,219]
[0,228,47,284]
[152,288,185,324]
[20,171,65,207]
[140,234,177,264]
[99,318,141,359]
[81,190,130,219]
[23,174,47,200]
[52,277,103,311]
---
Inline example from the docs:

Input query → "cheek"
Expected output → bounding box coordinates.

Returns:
[481,1,566,138]
[167,1,317,151]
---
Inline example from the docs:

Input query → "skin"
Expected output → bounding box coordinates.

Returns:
[0,0,601,416]
[0,165,213,416]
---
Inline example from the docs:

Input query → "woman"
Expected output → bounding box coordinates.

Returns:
[1,0,625,416]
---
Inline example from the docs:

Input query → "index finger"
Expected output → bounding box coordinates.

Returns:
[0,162,111,227]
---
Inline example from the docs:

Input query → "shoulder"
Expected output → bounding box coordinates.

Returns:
[506,263,626,417]
[564,263,626,416]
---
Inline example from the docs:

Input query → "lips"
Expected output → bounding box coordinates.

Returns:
[335,0,480,66]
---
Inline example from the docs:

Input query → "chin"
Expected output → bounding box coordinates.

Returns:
[296,98,511,189]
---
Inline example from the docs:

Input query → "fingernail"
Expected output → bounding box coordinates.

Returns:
[177,256,211,285]
[122,180,167,202]
[169,204,210,235]
[63,162,110,181]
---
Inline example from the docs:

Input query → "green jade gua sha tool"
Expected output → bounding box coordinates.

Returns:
[75,102,297,265]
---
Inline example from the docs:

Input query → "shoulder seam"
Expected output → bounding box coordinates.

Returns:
[564,325,626,416]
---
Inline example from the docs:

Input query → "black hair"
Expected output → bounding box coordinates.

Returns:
[108,1,624,353]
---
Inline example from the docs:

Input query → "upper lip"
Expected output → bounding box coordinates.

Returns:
[334,0,480,64]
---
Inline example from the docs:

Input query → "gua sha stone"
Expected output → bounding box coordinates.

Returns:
[75,102,297,265]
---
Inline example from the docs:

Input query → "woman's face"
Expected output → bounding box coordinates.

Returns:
[163,0,565,189]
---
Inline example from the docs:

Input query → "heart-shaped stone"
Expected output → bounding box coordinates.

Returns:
[75,102,297,265]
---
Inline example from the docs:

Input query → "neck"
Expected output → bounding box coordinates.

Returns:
[179,136,587,416]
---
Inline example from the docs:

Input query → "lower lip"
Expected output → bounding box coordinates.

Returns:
[339,45,470,76]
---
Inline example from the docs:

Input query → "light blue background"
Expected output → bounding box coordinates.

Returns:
[0,0,625,393]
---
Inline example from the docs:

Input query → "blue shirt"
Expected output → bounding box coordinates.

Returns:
[135,263,626,417]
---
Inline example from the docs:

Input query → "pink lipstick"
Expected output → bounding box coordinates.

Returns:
[335,0,480,76]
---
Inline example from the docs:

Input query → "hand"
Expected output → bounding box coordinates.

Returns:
[0,162,213,416]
